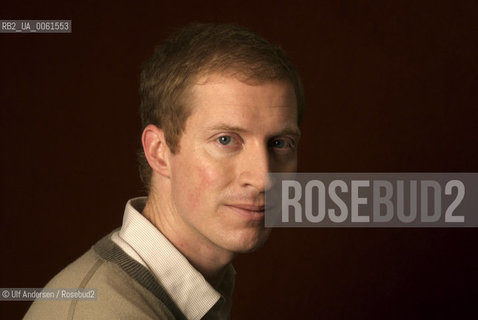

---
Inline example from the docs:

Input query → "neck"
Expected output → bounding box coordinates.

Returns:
[142,190,234,287]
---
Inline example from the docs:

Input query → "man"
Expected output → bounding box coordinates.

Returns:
[25,23,304,319]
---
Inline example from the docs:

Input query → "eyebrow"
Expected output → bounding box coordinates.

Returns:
[207,123,301,138]
[280,127,302,138]
[208,124,249,133]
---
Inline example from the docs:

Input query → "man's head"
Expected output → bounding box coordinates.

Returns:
[140,23,303,259]
[138,23,304,190]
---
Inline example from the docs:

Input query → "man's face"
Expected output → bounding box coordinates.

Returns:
[167,73,300,256]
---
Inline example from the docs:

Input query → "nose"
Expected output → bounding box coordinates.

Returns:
[238,142,272,192]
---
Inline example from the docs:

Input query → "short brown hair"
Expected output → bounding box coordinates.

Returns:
[138,23,304,190]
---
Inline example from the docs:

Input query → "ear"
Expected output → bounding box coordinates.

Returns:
[142,124,171,178]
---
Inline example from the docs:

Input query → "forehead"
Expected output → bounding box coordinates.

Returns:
[183,73,298,131]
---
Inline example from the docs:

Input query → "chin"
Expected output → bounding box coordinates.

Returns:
[227,227,271,253]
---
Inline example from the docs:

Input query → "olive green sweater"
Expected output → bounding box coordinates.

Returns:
[24,233,187,319]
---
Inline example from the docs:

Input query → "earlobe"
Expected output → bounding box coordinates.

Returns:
[142,124,171,178]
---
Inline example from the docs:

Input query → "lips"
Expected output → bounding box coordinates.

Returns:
[226,204,265,220]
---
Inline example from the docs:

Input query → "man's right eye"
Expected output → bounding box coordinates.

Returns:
[218,136,233,145]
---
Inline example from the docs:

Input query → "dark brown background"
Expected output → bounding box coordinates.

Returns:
[1,0,477,319]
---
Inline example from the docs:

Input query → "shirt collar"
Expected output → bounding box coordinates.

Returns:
[118,197,235,320]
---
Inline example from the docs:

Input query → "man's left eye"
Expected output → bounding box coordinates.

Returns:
[270,139,290,149]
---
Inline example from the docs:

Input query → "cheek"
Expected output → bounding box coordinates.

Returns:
[182,163,228,208]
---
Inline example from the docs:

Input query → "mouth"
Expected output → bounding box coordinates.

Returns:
[225,204,265,221]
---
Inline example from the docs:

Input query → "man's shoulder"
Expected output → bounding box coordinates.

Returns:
[24,232,177,320]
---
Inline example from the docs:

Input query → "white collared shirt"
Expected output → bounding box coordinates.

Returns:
[111,197,235,320]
